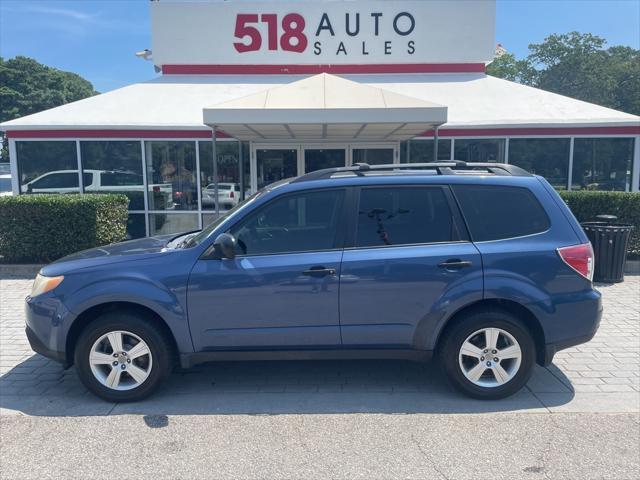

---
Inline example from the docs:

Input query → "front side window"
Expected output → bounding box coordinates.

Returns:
[230,189,345,256]
[452,185,550,241]
[355,187,455,247]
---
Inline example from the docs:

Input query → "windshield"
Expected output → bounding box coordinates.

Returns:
[182,191,263,247]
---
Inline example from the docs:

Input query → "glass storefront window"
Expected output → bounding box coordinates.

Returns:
[352,148,394,165]
[454,139,506,162]
[16,141,79,194]
[571,138,634,191]
[125,213,147,240]
[401,139,452,163]
[198,140,241,212]
[509,138,570,190]
[149,213,199,236]
[80,141,144,209]
[145,141,197,211]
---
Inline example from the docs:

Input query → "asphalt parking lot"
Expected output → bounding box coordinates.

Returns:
[1,274,639,479]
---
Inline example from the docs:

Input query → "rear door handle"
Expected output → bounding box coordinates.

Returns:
[438,259,473,270]
[302,266,336,277]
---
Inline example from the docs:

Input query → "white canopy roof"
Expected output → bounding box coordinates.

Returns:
[202,73,447,141]
[2,73,638,134]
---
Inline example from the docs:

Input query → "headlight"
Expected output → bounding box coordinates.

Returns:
[31,274,64,297]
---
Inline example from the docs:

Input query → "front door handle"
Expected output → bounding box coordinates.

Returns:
[302,266,336,277]
[438,259,473,270]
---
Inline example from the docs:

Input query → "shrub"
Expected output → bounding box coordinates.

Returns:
[559,191,640,257]
[0,194,129,263]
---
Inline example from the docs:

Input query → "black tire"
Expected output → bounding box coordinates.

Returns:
[439,309,536,400]
[74,311,172,402]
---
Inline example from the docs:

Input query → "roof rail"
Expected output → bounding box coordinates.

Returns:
[291,161,531,183]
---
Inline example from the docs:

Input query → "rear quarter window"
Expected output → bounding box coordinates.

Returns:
[452,185,550,241]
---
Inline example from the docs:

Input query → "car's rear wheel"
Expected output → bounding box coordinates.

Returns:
[439,309,536,399]
[74,311,171,402]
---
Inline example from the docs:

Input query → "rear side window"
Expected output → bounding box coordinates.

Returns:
[355,187,456,247]
[452,185,550,241]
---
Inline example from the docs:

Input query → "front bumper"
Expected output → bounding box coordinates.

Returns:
[25,325,67,365]
[25,293,74,367]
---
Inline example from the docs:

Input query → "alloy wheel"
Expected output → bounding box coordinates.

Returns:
[458,327,522,388]
[89,330,153,391]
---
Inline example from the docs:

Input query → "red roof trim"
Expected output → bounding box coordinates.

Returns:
[5,126,639,139]
[422,126,640,137]
[5,129,229,139]
[161,63,487,75]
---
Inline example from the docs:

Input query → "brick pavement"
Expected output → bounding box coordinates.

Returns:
[1,274,638,413]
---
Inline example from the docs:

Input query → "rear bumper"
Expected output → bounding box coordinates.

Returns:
[541,293,603,366]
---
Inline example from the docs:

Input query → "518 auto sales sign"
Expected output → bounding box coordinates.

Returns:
[151,0,495,69]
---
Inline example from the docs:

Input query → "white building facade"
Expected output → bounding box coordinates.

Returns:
[2,0,639,239]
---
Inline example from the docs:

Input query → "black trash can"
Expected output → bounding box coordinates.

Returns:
[581,217,634,283]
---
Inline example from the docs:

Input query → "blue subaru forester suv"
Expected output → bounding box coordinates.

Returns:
[25,162,602,402]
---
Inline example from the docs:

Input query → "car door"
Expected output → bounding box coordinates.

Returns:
[339,185,483,349]
[187,188,347,351]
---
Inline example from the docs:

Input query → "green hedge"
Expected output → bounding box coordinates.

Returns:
[0,194,129,263]
[559,191,640,257]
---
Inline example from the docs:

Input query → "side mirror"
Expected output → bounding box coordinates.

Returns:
[212,233,237,259]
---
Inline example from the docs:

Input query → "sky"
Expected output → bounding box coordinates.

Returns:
[1,0,639,93]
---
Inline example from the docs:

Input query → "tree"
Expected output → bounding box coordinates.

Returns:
[488,32,640,116]
[486,52,538,86]
[0,56,98,161]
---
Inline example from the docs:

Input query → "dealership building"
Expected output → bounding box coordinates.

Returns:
[2,0,639,239]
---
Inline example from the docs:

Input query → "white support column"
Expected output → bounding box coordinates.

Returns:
[76,140,84,194]
[195,140,203,229]
[8,138,19,195]
[238,140,245,200]
[250,141,257,193]
[212,127,219,219]
[450,138,455,161]
[567,137,575,191]
[433,127,439,161]
[504,138,510,164]
[140,140,150,237]
[632,136,639,193]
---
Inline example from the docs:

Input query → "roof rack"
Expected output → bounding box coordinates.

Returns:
[291,161,531,183]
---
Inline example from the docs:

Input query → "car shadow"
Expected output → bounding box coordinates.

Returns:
[0,354,575,417]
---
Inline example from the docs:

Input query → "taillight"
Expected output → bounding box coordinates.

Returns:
[557,243,594,281]
[229,191,234,198]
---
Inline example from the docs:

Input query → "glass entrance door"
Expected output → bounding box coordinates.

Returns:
[255,147,299,190]
[303,147,347,173]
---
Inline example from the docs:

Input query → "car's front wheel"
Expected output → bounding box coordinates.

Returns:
[439,309,536,399]
[74,312,171,402]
